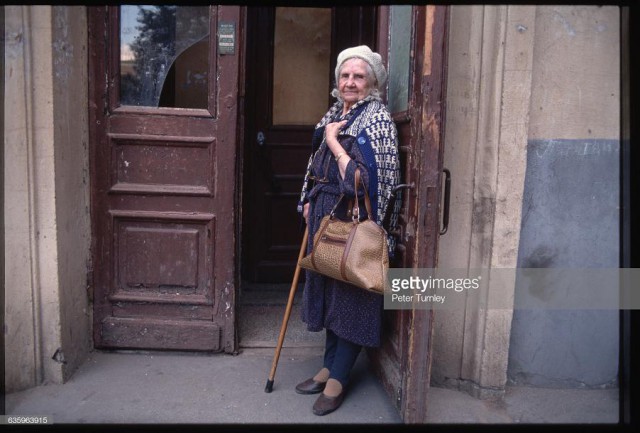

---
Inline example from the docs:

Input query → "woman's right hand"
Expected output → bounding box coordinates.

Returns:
[303,202,310,226]
[324,120,348,155]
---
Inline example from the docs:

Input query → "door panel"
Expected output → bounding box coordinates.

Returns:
[89,5,240,352]
[368,5,449,423]
[242,7,377,283]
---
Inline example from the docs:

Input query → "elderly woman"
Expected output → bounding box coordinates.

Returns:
[296,45,401,416]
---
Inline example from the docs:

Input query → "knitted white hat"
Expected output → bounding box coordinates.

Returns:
[335,45,387,88]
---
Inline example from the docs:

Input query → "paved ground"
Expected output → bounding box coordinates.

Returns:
[5,284,620,427]
[427,382,619,424]
[5,348,619,426]
[6,348,399,425]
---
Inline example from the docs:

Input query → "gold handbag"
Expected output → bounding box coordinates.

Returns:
[298,169,389,294]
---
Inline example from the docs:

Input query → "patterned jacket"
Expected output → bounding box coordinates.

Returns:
[298,96,402,257]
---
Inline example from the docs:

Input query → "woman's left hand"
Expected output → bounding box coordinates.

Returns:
[303,202,310,226]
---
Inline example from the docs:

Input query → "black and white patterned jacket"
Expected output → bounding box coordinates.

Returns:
[298,96,402,257]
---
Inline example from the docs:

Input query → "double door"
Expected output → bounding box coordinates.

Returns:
[89,4,449,423]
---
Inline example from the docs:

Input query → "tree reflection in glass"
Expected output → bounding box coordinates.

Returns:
[120,5,210,108]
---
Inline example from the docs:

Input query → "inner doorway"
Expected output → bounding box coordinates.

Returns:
[238,6,377,347]
[237,5,449,422]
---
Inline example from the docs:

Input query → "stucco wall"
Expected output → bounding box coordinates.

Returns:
[508,5,620,388]
[4,5,90,392]
[5,5,55,392]
[433,5,534,398]
[433,4,619,396]
[51,6,92,382]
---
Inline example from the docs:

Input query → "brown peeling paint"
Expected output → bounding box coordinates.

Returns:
[427,113,440,143]
[89,5,240,353]
[423,5,435,76]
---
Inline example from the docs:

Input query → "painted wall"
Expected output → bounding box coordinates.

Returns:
[3,6,91,392]
[51,6,92,382]
[508,5,620,388]
[433,5,534,398]
[5,5,55,392]
[433,4,619,396]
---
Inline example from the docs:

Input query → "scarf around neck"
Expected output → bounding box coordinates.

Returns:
[298,95,402,258]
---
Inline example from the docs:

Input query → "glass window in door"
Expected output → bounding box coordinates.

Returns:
[119,5,210,109]
[272,7,332,125]
[387,5,412,114]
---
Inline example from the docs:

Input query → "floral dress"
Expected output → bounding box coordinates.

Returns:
[301,102,384,348]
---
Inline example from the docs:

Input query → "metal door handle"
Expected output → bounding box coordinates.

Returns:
[391,183,414,198]
[257,131,266,147]
[440,168,451,235]
[383,183,414,231]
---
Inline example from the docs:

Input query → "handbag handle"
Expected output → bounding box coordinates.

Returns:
[351,168,373,222]
[328,168,373,223]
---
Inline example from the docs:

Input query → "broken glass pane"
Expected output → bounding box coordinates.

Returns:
[119,5,210,108]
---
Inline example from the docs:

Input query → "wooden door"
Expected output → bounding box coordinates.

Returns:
[241,6,377,283]
[368,5,449,423]
[88,6,240,352]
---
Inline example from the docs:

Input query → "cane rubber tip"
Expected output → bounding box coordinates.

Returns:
[265,379,274,393]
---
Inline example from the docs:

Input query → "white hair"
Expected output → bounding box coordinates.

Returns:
[330,61,382,102]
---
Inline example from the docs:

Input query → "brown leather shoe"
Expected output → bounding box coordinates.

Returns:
[295,378,326,395]
[312,392,344,416]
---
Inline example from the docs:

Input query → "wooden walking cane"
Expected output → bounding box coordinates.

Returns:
[265,225,309,393]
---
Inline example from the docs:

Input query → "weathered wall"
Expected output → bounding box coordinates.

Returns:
[434,4,620,396]
[51,6,92,382]
[5,5,57,392]
[508,5,620,388]
[4,5,90,392]
[433,5,534,398]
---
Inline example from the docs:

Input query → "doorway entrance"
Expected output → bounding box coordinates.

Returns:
[238,5,450,423]
[240,6,378,284]
[87,4,449,423]
[238,6,378,347]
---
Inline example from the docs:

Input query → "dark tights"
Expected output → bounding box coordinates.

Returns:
[322,329,362,387]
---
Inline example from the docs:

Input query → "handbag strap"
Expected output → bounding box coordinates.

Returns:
[329,194,345,219]
[327,168,373,222]
[352,168,373,222]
